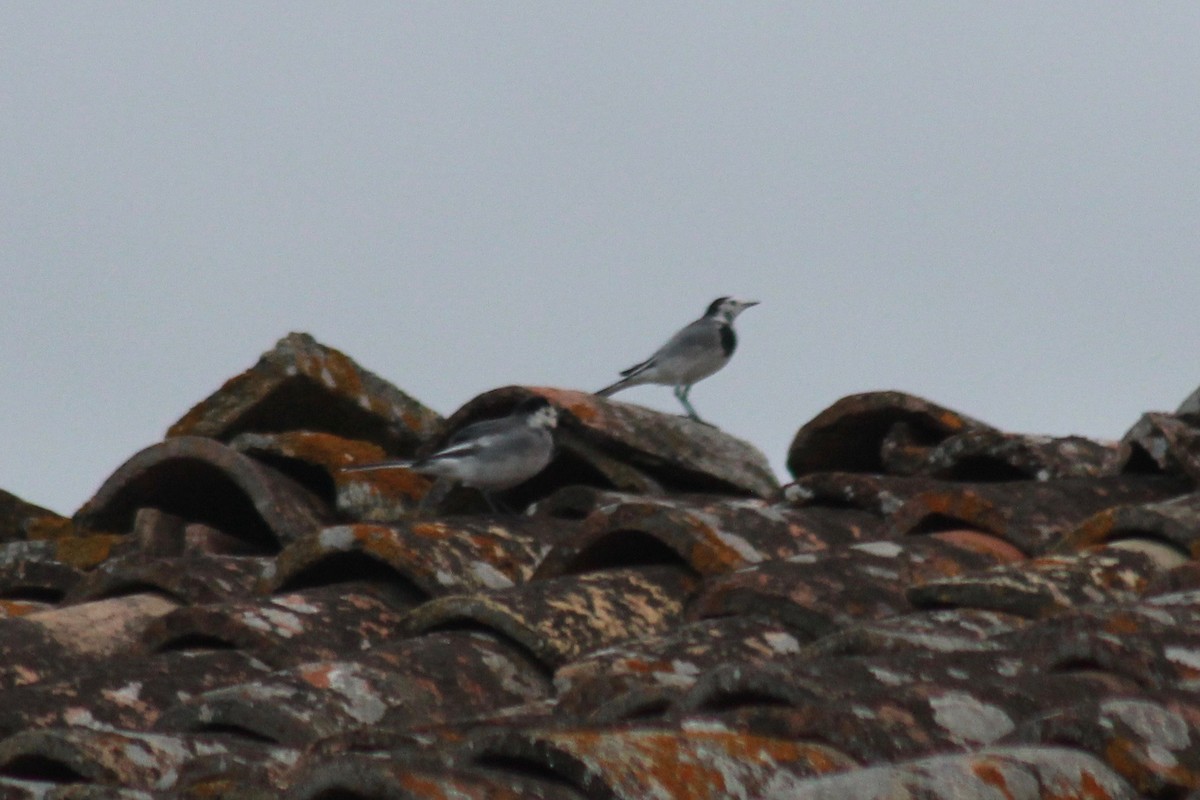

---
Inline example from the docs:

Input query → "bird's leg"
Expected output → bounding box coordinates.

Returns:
[676,385,706,423]
[482,491,501,513]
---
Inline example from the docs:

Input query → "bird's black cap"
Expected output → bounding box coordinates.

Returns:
[704,296,732,316]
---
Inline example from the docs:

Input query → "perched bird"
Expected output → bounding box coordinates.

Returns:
[597,296,759,422]
[343,396,558,510]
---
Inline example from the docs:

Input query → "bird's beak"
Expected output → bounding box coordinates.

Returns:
[741,300,760,309]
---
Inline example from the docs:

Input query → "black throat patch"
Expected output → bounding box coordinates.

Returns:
[719,324,737,357]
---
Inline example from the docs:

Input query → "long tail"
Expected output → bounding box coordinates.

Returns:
[341,459,415,473]
[597,359,652,397]
[596,376,633,397]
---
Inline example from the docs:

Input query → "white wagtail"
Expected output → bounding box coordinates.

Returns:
[597,296,759,423]
[343,397,558,511]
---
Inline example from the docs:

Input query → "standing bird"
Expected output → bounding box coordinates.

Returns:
[597,296,759,422]
[342,396,558,511]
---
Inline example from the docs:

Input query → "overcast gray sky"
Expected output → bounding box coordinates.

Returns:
[3,4,1199,514]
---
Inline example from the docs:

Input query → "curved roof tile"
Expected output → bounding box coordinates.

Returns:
[534,495,876,579]
[0,650,273,740]
[167,332,442,453]
[882,476,1187,555]
[403,566,697,670]
[756,745,1136,799]
[141,586,409,668]
[1009,693,1200,797]
[470,725,857,800]
[76,437,331,553]
[555,615,802,717]
[284,753,584,800]
[267,518,573,598]
[157,631,552,746]
[787,391,995,477]
[447,387,778,499]
[691,536,1007,639]
[907,548,1164,618]
[66,553,269,605]
[0,595,178,692]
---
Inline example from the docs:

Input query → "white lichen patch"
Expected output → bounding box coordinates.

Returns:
[242,607,304,637]
[995,657,1022,678]
[762,631,801,654]
[930,691,1015,744]
[861,564,901,581]
[271,595,321,615]
[482,650,545,697]
[1101,698,1190,750]
[783,484,814,503]
[867,665,907,687]
[851,541,904,558]
[63,707,101,728]
[1146,743,1179,769]
[327,666,387,723]
[680,718,731,733]
[470,562,514,590]
[1147,589,1200,607]
[318,527,357,550]
[1165,646,1200,673]
[104,681,144,707]
[713,529,764,563]
[670,659,702,678]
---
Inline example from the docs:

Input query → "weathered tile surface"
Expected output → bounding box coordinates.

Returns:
[4,338,1200,796]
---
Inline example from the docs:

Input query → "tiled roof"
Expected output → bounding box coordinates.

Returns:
[1,332,1198,798]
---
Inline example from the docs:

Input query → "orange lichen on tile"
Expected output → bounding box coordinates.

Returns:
[930,530,1027,563]
[23,516,75,541]
[971,761,1018,800]
[54,534,125,569]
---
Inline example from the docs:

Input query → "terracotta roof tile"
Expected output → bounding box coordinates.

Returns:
[1120,411,1200,482]
[4,337,1200,795]
[533,493,877,579]
[469,724,858,799]
[284,752,587,800]
[799,607,1030,658]
[156,631,552,746]
[1066,490,1200,559]
[404,566,697,670]
[0,728,299,793]
[266,517,575,597]
[0,540,86,604]
[912,429,1123,481]
[690,536,1008,639]
[882,475,1186,555]
[0,650,274,739]
[65,553,269,605]
[1009,693,1200,797]
[0,595,178,691]
[166,332,442,453]
[140,586,409,668]
[450,386,779,498]
[554,615,802,717]
[76,437,332,553]
[0,489,73,543]
[756,745,1137,799]
[782,471,946,516]
[786,391,996,477]
[907,547,1165,618]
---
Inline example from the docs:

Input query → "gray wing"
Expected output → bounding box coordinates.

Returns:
[650,319,722,370]
[445,416,514,447]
